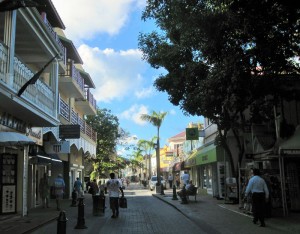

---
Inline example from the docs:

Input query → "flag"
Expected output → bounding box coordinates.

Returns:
[17,54,58,97]
[0,0,43,12]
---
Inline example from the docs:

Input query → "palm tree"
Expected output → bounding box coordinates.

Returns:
[140,111,167,188]
[137,137,157,180]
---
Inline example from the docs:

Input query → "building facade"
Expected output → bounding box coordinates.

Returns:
[0,1,97,216]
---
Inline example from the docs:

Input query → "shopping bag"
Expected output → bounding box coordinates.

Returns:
[119,197,127,208]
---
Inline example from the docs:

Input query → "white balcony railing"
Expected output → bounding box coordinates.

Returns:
[7,55,56,117]
[0,42,8,82]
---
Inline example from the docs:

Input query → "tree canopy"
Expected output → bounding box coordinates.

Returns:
[85,108,128,178]
[138,0,300,174]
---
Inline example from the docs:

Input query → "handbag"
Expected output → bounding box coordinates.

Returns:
[119,197,127,208]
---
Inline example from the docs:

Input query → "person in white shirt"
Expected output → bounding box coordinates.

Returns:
[181,171,190,187]
[105,173,124,218]
[245,168,269,227]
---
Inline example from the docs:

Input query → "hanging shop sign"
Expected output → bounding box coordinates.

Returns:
[186,128,199,140]
[59,124,80,139]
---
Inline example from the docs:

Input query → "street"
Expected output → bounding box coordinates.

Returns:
[28,183,292,234]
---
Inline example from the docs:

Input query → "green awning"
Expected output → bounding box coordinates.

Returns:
[195,143,217,165]
[184,151,197,168]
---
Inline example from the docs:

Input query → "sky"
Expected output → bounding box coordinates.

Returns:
[52,0,203,157]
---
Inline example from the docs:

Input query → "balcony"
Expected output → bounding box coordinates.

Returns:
[0,42,59,126]
[59,97,97,142]
[59,61,85,98]
[75,89,97,115]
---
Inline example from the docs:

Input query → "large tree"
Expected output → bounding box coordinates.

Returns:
[85,108,128,178]
[139,0,300,175]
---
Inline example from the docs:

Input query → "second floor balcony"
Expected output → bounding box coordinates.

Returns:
[59,61,85,98]
[59,97,97,143]
[75,89,97,115]
[0,42,59,127]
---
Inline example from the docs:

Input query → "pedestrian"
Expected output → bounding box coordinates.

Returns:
[53,174,65,211]
[98,179,105,196]
[89,179,99,195]
[181,171,190,187]
[245,168,269,227]
[39,172,50,208]
[168,174,173,189]
[73,177,83,197]
[105,172,124,218]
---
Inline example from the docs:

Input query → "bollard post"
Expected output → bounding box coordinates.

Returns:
[181,185,188,204]
[160,183,165,195]
[70,190,77,207]
[57,210,68,234]
[172,185,178,200]
[75,197,87,229]
[100,194,106,214]
[92,194,105,216]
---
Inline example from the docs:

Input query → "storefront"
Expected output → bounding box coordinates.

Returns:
[184,142,230,199]
[0,130,35,216]
[245,127,300,217]
[279,126,300,216]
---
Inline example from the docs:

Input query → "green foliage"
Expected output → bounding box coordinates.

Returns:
[85,108,127,177]
[139,0,300,174]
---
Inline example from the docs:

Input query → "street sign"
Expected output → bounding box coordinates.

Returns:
[59,124,80,139]
[186,128,199,140]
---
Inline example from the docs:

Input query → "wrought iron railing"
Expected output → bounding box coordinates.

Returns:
[12,56,55,116]
[59,97,97,142]
[0,42,7,82]
[86,89,97,110]
[40,12,66,65]
[64,61,85,92]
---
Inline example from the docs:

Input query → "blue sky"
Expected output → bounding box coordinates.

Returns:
[52,0,203,157]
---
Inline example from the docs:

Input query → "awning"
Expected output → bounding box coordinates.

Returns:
[172,162,184,172]
[194,143,217,166]
[279,125,300,155]
[29,146,62,164]
[184,151,197,168]
[0,132,36,146]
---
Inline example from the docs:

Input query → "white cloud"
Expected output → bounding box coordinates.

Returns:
[169,109,176,115]
[119,104,148,125]
[78,44,148,102]
[52,0,145,42]
[135,86,154,99]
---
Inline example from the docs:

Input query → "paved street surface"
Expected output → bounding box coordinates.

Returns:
[1,182,300,234]
[30,184,205,234]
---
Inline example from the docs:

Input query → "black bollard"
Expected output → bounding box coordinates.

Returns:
[70,190,77,207]
[172,185,178,200]
[75,197,87,229]
[92,194,105,216]
[100,194,106,214]
[57,210,68,234]
[160,184,165,195]
[181,186,188,204]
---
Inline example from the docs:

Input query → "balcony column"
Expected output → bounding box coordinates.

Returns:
[52,60,59,119]
[3,10,16,84]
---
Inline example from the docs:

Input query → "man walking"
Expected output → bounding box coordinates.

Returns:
[245,168,269,227]
[74,177,83,197]
[105,172,124,218]
[54,174,65,211]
